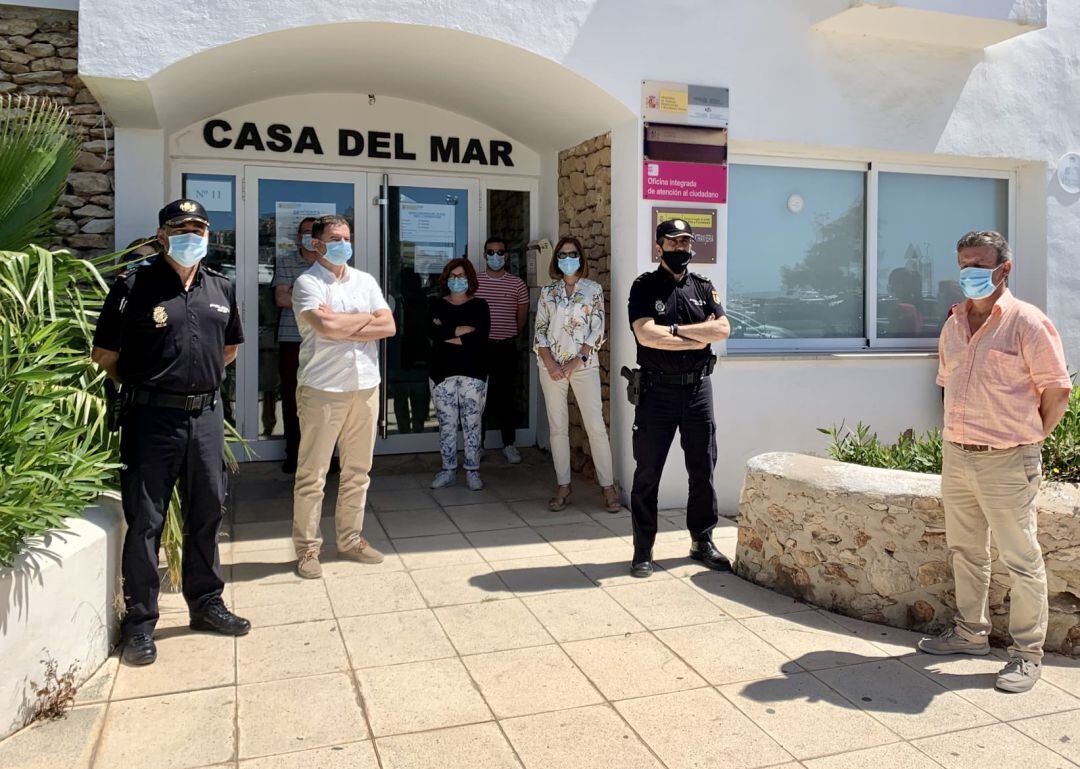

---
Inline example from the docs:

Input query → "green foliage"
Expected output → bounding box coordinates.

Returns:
[821,383,1080,483]
[1043,379,1080,483]
[0,96,80,253]
[818,422,943,474]
[0,246,119,566]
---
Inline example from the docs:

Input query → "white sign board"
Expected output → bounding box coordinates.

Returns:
[187,178,233,212]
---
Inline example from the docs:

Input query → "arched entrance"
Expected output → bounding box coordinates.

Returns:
[86,22,637,465]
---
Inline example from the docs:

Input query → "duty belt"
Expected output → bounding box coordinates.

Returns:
[643,356,716,387]
[131,388,217,411]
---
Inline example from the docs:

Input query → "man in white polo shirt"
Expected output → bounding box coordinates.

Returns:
[291,214,396,579]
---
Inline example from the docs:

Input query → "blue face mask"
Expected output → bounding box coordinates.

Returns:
[486,253,506,271]
[557,256,581,276]
[323,240,352,265]
[959,265,1002,300]
[448,276,469,295]
[300,234,313,251]
[168,233,208,267]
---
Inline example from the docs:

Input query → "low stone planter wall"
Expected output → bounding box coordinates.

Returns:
[736,452,1080,656]
[0,495,124,740]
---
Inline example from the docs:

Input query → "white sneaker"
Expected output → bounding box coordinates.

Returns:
[466,471,484,490]
[996,657,1041,693]
[503,445,522,464]
[430,469,456,489]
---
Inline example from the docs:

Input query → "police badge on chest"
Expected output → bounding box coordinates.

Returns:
[152,306,168,328]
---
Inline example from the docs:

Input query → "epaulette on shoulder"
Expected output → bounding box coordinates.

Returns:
[201,264,228,279]
[687,271,710,283]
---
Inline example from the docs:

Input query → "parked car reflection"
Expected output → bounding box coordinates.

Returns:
[726,309,798,339]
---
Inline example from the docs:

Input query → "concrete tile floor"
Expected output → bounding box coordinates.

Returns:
[3,452,1080,769]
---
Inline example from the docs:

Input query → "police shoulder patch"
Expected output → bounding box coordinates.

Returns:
[712,289,722,304]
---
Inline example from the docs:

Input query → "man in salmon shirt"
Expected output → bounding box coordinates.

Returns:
[918,231,1072,693]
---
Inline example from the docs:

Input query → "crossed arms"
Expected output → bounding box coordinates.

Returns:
[631,314,730,350]
[302,305,397,342]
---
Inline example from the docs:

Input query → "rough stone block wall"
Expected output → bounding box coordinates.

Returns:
[556,133,611,480]
[736,452,1080,656]
[0,6,114,256]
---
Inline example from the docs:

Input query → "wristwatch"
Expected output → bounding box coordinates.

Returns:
[670,324,679,337]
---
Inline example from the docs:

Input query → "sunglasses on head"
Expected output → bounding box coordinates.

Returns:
[485,249,506,256]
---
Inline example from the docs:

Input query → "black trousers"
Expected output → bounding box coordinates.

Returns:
[483,338,520,447]
[119,399,226,637]
[630,379,719,554]
[279,341,301,463]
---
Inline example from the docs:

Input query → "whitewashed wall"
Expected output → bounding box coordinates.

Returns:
[76,0,1080,511]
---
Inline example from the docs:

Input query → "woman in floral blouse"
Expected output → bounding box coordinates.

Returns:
[534,236,621,513]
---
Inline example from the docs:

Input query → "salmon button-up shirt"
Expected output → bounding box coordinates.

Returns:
[937,289,1072,449]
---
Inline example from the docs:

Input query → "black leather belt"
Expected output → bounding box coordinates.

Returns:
[132,388,217,411]
[644,357,716,387]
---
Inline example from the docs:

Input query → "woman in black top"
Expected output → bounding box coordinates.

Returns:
[428,258,491,491]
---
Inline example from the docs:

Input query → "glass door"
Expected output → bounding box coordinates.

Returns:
[239,167,366,458]
[364,173,478,454]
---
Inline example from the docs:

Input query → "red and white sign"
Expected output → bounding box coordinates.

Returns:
[642,160,728,204]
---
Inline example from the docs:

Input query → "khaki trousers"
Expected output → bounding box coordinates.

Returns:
[537,362,614,487]
[293,385,379,557]
[942,440,1047,661]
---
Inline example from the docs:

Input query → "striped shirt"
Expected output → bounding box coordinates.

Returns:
[475,270,528,341]
[938,289,1071,448]
[272,248,311,343]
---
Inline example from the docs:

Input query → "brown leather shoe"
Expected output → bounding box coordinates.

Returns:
[602,485,622,513]
[339,537,385,565]
[548,484,572,512]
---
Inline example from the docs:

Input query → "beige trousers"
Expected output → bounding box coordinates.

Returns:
[293,385,379,557]
[537,361,614,487]
[942,440,1047,661]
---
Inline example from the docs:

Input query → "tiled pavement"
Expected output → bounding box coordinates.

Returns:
[4,453,1080,769]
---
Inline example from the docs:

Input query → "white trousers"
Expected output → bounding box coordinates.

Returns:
[537,361,614,487]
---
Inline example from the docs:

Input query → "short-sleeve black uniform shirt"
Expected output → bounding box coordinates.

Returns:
[93,258,244,393]
[627,268,725,373]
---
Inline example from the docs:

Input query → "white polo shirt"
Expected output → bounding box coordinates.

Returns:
[292,262,390,392]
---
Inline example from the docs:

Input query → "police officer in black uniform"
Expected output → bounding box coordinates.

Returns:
[92,199,251,666]
[626,218,732,578]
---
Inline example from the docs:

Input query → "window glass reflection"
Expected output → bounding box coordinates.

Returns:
[877,173,1008,338]
[728,164,865,339]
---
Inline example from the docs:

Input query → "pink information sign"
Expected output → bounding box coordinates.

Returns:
[642,160,727,204]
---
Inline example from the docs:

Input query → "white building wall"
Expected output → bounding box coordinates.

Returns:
[77,0,1080,512]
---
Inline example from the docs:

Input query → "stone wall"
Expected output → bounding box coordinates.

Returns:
[0,6,114,255]
[556,133,612,480]
[736,452,1080,656]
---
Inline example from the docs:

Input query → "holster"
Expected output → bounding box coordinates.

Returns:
[620,366,646,406]
[104,379,128,432]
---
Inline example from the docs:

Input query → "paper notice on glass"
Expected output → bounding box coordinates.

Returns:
[275,201,336,261]
[414,244,455,275]
[399,202,455,244]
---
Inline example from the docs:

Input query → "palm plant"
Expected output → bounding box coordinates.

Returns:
[0,95,80,252]
[0,246,119,565]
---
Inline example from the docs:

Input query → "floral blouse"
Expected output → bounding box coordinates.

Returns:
[533,277,605,367]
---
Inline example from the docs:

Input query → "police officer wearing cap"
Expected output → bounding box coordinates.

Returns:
[91,199,250,666]
[626,218,732,578]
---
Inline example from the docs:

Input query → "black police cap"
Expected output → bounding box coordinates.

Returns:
[656,218,694,242]
[159,198,209,227]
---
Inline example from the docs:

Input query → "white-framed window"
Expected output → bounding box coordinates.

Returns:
[726,156,1014,352]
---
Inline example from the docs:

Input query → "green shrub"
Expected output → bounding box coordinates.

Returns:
[818,423,943,474]
[0,246,119,566]
[820,380,1079,483]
